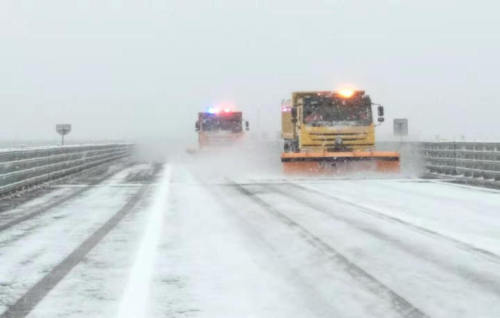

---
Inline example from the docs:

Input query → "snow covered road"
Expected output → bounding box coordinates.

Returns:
[1,161,500,317]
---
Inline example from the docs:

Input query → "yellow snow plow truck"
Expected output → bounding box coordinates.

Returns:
[281,90,400,174]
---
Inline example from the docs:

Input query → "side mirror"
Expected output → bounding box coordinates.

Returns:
[245,121,249,131]
[377,106,385,123]
[195,122,200,132]
[378,106,384,117]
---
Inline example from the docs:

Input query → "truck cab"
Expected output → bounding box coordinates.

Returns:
[282,90,383,153]
[196,108,249,148]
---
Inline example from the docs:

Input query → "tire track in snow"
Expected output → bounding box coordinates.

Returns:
[287,182,500,265]
[0,163,133,234]
[198,177,343,317]
[264,183,500,296]
[0,184,149,318]
[230,182,428,318]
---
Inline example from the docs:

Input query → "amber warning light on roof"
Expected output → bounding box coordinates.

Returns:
[338,89,355,98]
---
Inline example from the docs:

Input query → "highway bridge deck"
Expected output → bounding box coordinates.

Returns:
[1,160,500,317]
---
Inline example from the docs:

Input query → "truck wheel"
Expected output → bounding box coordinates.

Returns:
[284,143,290,153]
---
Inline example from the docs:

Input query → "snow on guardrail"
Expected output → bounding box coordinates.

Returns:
[0,144,133,195]
[377,141,500,186]
[420,142,500,187]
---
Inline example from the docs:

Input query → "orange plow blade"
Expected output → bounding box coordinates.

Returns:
[281,151,400,175]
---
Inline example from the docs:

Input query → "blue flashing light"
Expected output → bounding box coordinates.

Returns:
[207,107,218,114]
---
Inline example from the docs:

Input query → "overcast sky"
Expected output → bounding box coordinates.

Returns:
[1,0,499,143]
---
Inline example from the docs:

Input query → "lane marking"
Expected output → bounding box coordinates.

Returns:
[0,186,148,318]
[425,178,500,193]
[117,164,172,318]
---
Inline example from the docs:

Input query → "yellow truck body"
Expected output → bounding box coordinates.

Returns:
[281,90,399,174]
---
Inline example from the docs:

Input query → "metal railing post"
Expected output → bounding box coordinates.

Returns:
[0,144,133,196]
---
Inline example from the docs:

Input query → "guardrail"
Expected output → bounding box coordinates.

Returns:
[421,142,500,186]
[0,144,133,195]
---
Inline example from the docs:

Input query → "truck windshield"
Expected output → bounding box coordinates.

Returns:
[199,114,243,132]
[302,96,372,127]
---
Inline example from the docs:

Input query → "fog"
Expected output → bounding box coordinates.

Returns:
[1,1,500,144]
